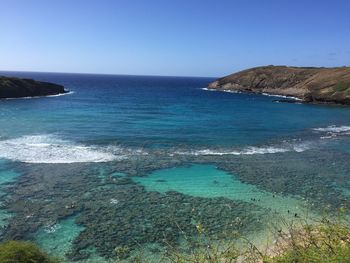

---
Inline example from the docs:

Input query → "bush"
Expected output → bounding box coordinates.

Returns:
[265,244,350,263]
[264,214,350,263]
[164,210,350,263]
[0,240,60,263]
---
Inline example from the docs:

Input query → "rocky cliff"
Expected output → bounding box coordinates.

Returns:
[0,76,67,99]
[208,66,350,105]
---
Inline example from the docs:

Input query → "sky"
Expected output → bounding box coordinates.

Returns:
[1,0,350,77]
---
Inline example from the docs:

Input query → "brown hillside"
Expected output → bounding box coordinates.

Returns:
[208,66,350,105]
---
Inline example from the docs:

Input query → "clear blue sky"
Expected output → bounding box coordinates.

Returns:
[1,0,349,77]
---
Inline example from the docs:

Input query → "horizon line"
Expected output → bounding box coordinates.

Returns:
[0,69,219,79]
[2,64,349,80]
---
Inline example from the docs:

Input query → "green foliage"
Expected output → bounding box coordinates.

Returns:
[163,220,252,263]
[265,244,350,263]
[264,216,350,263]
[0,240,60,263]
[1,214,349,263]
[164,210,350,263]
[166,243,240,263]
[334,82,350,92]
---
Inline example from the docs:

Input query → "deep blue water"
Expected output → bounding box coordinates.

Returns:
[0,72,349,261]
[1,72,350,148]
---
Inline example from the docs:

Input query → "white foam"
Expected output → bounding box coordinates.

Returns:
[240,146,289,155]
[0,135,117,163]
[45,91,75,98]
[313,125,350,133]
[291,143,311,152]
[202,88,242,94]
[110,198,119,204]
[320,135,335,140]
[174,149,239,156]
[203,88,301,99]
[2,91,74,100]
[43,223,61,234]
[261,93,302,101]
[174,143,309,156]
[201,87,217,91]
[222,89,241,94]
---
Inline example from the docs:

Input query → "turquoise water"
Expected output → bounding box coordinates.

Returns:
[0,72,349,261]
[134,164,309,218]
[34,216,85,261]
[0,160,19,228]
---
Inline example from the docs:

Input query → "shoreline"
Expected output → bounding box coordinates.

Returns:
[0,90,74,101]
[207,66,350,106]
[201,87,303,101]
[202,87,350,106]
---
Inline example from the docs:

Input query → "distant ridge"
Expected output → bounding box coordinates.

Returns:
[0,76,67,99]
[208,66,350,105]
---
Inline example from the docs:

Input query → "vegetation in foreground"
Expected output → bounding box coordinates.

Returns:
[157,209,350,263]
[262,211,350,263]
[0,210,349,263]
[0,240,59,263]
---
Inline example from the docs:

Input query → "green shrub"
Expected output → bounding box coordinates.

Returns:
[164,210,350,263]
[0,240,60,263]
[264,217,350,263]
[334,82,350,92]
[265,244,350,263]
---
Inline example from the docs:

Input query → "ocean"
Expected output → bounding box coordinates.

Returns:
[0,72,349,262]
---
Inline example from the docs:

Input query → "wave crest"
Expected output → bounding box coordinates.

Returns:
[174,143,310,156]
[0,135,117,164]
[313,125,350,133]
[313,125,350,139]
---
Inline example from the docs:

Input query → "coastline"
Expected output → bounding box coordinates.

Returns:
[207,66,350,106]
[202,87,350,106]
[201,87,303,102]
[0,90,74,101]
[0,76,68,99]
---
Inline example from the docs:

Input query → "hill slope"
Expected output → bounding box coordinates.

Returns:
[208,66,350,105]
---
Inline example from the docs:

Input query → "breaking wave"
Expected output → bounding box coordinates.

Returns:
[261,93,302,101]
[313,125,350,139]
[313,125,350,133]
[1,126,346,163]
[201,87,217,91]
[202,88,302,100]
[2,91,75,100]
[174,142,310,156]
[222,90,241,94]
[0,135,118,164]
[201,88,241,94]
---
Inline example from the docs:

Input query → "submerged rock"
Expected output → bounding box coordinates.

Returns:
[0,161,268,261]
[1,151,349,261]
[0,76,67,99]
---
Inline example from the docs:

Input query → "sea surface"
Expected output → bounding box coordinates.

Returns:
[0,72,349,262]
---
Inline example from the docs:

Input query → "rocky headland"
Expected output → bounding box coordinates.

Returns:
[208,66,350,105]
[0,76,67,99]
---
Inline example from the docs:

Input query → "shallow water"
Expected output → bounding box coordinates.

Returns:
[34,216,85,260]
[134,164,309,218]
[0,160,19,228]
[0,72,349,261]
